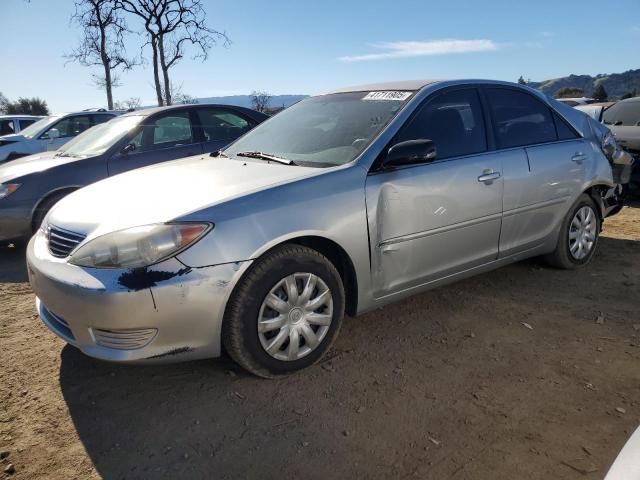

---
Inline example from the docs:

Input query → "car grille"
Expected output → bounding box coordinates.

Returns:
[92,328,158,350]
[47,225,86,258]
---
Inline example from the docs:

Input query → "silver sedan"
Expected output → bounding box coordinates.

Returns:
[27,80,631,377]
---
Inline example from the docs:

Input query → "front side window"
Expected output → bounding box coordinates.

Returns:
[196,108,251,141]
[602,101,640,126]
[486,88,557,148]
[43,115,92,139]
[225,91,414,167]
[395,88,487,160]
[92,113,116,125]
[19,119,37,130]
[151,112,193,146]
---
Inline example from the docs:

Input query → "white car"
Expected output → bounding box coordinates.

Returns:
[0,110,119,163]
[604,426,640,479]
[557,97,596,107]
[0,115,42,136]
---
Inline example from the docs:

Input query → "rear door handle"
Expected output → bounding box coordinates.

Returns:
[477,171,501,183]
[571,152,587,164]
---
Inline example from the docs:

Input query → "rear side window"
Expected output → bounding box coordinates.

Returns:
[396,88,487,160]
[19,119,37,130]
[553,112,579,140]
[486,88,557,148]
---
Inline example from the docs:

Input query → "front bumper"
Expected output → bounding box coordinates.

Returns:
[27,230,250,363]
[0,205,32,243]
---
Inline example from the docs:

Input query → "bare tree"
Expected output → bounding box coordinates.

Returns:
[66,0,138,110]
[0,92,8,114]
[119,0,229,106]
[160,81,197,104]
[250,90,271,113]
[114,96,141,109]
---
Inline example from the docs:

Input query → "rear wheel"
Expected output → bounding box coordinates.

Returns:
[545,194,600,269]
[222,244,345,378]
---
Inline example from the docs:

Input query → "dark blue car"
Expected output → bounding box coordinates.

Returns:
[0,104,268,244]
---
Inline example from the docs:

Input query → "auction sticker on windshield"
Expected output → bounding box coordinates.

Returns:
[363,91,413,101]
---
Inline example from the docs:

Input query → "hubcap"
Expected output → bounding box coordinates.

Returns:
[568,206,597,260]
[258,273,333,361]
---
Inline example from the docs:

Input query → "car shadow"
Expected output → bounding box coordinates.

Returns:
[57,235,638,479]
[0,245,28,283]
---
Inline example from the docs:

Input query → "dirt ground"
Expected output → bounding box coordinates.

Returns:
[0,205,639,480]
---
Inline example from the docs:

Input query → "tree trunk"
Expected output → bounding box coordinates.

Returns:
[104,64,114,110]
[151,38,164,106]
[97,5,113,110]
[157,35,171,105]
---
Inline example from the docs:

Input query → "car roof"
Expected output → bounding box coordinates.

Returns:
[0,115,43,119]
[327,80,442,94]
[118,103,264,118]
[617,96,640,103]
[324,79,547,95]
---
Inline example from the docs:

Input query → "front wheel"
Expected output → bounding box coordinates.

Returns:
[545,194,600,269]
[222,244,345,378]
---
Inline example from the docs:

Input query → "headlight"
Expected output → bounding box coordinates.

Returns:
[601,132,618,161]
[0,183,21,200]
[69,223,212,268]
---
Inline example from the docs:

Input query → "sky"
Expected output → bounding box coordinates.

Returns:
[1,0,639,111]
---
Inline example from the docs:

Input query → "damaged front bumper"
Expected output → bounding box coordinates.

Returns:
[27,230,251,363]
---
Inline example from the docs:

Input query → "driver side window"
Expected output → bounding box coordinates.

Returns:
[42,115,91,139]
[132,111,194,152]
[396,88,487,160]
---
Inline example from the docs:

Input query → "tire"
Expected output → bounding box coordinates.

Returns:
[32,193,70,233]
[544,194,601,269]
[222,244,345,378]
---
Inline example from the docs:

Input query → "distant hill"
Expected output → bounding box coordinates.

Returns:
[528,69,640,98]
[195,94,308,109]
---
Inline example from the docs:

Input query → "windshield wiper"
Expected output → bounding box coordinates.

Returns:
[210,150,229,158]
[236,151,296,166]
[55,152,81,158]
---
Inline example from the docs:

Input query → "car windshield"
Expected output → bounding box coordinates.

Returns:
[602,101,640,126]
[224,91,415,166]
[18,116,61,139]
[57,115,144,157]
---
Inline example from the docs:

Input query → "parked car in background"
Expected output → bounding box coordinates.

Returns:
[0,115,43,136]
[557,97,596,106]
[0,110,120,163]
[604,426,640,480]
[0,104,267,245]
[574,102,616,122]
[599,97,640,194]
[25,80,631,377]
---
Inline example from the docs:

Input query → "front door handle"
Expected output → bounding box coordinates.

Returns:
[477,171,501,184]
[571,152,587,164]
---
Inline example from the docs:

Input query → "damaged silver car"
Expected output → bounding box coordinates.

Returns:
[27,80,632,377]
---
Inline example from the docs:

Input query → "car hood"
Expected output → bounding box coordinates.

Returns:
[610,125,640,152]
[48,155,323,238]
[0,151,80,183]
[0,134,25,143]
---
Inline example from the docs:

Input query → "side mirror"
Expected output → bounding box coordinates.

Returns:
[46,128,60,140]
[383,139,437,168]
[120,143,137,155]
